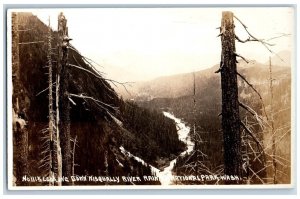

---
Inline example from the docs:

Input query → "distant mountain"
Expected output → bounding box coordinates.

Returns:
[116,65,218,100]
[119,58,290,101]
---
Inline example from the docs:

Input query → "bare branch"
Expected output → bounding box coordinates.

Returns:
[69,93,118,111]
[68,63,103,79]
[105,78,134,87]
[249,167,265,184]
[276,169,288,177]
[240,121,264,155]
[237,72,269,121]
[69,44,103,69]
[217,25,226,38]
[69,46,133,96]
[18,28,33,32]
[263,129,290,151]
[234,52,249,63]
[266,33,291,42]
[67,63,131,96]
[234,15,286,63]
[214,62,224,73]
[19,41,44,45]
[68,97,76,106]
[239,101,270,129]
[269,154,290,163]
[36,82,56,96]
[67,63,116,94]
[234,15,274,46]
[249,164,272,181]
[273,107,291,117]
[235,35,257,43]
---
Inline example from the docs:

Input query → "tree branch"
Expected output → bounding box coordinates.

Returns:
[69,44,103,69]
[214,62,223,73]
[234,15,287,63]
[235,35,258,43]
[69,45,134,96]
[19,41,44,45]
[236,72,269,121]
[249,164,272,183]
[234,52,249,63]
[263,129,290,152]
[266,33,291,42]
[36,82,56,96]
[70,56,115,97]
[239,101,270,129]
[69,93,118,111]
[234,15,274,46]
[240,121,265,155]
[17,28,33,32]
[68,63,102,80]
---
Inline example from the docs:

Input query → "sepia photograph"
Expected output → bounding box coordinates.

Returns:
[7,6,294,189]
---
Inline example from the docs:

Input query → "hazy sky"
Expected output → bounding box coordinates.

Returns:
[28,7,293,82]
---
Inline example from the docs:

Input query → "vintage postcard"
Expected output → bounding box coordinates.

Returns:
[7,6,294,189]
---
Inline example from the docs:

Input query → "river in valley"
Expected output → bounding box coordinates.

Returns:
[120,112,194,185]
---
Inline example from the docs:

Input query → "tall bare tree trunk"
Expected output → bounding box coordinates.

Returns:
[57,12,71,185]
[71,136,77,183]
[220,11,241,181]
[192,72,199,176]
[47,17,55,186]
[12,12,28,186]
[55,66,62,186]
[269,57,277,184]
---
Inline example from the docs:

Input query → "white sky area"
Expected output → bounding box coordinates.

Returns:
[28,7,293,82]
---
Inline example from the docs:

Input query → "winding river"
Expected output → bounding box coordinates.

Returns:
[120,112,194,185]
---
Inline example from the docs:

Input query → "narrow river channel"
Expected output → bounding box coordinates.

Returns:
[120,112,194,185]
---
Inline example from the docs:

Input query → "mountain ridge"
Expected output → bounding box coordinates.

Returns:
[118,56,290,100]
